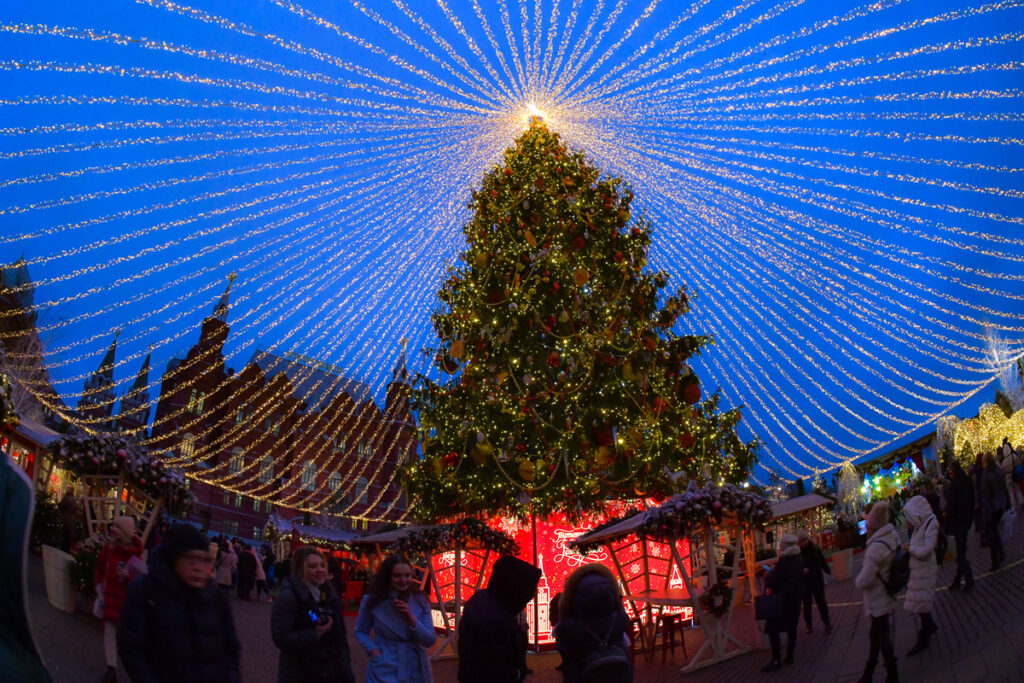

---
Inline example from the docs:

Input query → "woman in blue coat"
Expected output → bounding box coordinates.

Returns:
[355,554,437,682]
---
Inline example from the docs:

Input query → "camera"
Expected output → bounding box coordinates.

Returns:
[308,607,334,625]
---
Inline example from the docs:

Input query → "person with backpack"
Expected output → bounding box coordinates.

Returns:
[902,496,939,656]
[117,524,241,682]
[854,501,900,683]
[944,460,975,593]
[553,563,631,683]
[458,555,541,683]
[761,534,804,672]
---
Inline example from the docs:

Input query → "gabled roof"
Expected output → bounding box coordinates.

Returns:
[249,349,374,415]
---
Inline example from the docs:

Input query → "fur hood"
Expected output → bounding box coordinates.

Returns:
[559,563,621,623]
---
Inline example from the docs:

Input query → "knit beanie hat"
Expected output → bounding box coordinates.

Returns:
[162,524,209,563]
[864,501,890,532]
[113,515,137,539]
[779,534,801,557]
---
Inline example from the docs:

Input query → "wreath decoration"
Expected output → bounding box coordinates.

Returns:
[51,432,195,513]
[699,580,733,618]
[389,517,519,557]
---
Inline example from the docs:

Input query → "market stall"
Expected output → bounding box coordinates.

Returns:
[50,433,192,545]
[352,518,517,660]
[571,484,771,673]
[768,493,834,546]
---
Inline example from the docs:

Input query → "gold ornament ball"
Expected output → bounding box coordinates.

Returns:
[470,439,493,465]
[518,460,536,482]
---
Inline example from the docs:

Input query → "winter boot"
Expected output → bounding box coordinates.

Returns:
[883,656,899,683]
[857,659,877,683]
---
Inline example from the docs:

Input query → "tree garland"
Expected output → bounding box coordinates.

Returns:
[389,517,518,557]
[51,432,195,514]
[638,484,771,542]
[571,506,646,554]
[0,372,18,433]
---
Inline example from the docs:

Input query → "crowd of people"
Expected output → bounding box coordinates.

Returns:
[757,442,1022,683]
[70,440,1022,683]
[89,517,635,683]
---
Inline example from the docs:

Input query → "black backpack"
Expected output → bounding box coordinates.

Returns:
[876,539,910,596]
[579,620,631,683]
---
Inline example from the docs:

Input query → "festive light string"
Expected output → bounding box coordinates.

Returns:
[603,0,1021,106]
[3,0,1021,500]
[0,131,448,239]
[630,135,1024,360]
[562,130,875,470]
[1,125,470,314]
[148,129,496,500]
[26,136,458,396]
[590,139,915,453]
[641,133,1024,305]
[565,122,1012,472]
[642,132,1024,293]
[0,23,475,112]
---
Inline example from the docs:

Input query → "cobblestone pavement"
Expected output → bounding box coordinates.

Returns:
[29,511,1024,683]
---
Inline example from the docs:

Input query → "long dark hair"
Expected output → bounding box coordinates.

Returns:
[366,554,418,607]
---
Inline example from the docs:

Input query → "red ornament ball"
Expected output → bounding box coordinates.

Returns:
[682,383,701,405]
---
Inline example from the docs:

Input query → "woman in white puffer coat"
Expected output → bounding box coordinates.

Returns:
[903,495,939,656]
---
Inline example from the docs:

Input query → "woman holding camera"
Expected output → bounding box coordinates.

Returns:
[355,554,436,682]
[271,546,355,683]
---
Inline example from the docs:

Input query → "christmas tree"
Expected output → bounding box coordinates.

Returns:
[406,122,757,520]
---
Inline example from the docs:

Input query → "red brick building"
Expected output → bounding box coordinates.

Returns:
[146,280,415,542]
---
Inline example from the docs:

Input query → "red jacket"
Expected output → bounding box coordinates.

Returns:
[94,537,144,621]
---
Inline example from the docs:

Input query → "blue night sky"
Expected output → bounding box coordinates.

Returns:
[1,0,1022,485]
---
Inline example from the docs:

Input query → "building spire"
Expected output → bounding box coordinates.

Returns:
[393,337,409,382]
[131,346,152,392]
[97,329,120,383]
[212,272,236,322]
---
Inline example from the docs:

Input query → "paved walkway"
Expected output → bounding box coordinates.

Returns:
[28,512,1024,682]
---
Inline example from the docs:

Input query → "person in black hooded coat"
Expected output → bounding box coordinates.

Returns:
[554,563,631,683]
[458,555,541,683]
[762,534,804,672]
[117,524,241,683]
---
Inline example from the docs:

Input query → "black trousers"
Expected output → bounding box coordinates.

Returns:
[768,618,797,662]
[866,612,895,669]
[803,582,831,628]
[988,509,1005,567]
[952,531,972,586]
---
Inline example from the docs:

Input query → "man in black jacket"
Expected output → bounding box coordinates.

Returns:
[458,555,541,683]
[118,524,241,683]
[797,530,832,633]
[945,460,975,591]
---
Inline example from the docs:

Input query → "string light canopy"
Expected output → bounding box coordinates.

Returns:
[0,1,1021,518]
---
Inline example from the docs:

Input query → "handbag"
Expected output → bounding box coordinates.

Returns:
[754,593,783,621]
